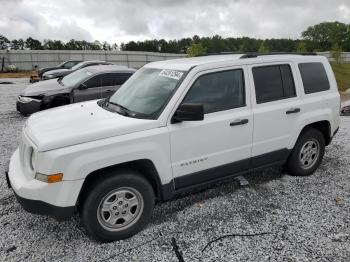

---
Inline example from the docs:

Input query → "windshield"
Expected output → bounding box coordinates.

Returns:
[61,68,93,86]
[108,67,185,119]
[71,62,84,71]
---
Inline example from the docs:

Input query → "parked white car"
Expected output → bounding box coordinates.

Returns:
[6,53,340,242]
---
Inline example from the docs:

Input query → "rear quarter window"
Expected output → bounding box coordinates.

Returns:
[298,63,330,94]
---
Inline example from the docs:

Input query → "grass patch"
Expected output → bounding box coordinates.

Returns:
[331,63,350,93]
[0,71,31,78]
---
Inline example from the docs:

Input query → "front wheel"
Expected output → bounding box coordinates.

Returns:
[286,128,325,176]
[80,170,155,242]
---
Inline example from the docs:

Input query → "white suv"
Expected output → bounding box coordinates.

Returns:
[6,53,340,242]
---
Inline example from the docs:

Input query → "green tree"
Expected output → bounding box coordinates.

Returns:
[331,43,342,64]
[25,37,43,50]
[43,39,65,50]
[0,34,10,49]
[302,21,348,51]
[17,39,25,50]
[102,41,111,51]
[258,41,270,53]
[296,41,307,53]
[186,42,207,57]
[111,43,118,51]
[11,39,19,49]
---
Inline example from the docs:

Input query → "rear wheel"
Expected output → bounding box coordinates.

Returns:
[80,170,155,242]
[286,128,325,176]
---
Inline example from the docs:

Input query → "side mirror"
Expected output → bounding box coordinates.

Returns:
[172,103,204,123]
[78,83,87,90]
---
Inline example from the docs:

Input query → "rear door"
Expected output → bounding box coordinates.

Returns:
[72,75,102,102]
[249,62,302,167]
[100,73,132,98]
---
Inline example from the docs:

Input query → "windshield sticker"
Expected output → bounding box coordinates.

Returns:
[159,69,183,80]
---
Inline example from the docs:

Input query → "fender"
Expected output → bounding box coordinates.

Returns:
[37,127,173,185]
[289,107,332,149]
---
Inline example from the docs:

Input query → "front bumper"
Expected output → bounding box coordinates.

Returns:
[8,176,75,221]
[16,96,42,115]
[6,149,83,221]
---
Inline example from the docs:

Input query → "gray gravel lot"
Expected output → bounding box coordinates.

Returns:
[1,79,350,261]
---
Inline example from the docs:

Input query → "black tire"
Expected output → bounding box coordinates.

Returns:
[80,169,155,242]
[286,128,325,176]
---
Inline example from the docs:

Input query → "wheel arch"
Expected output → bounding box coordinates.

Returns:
[76,159,169,208]
[297,120,332,146]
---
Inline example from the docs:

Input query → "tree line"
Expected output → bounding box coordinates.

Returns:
[1,22,349,55]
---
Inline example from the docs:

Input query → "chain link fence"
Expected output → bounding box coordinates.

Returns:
[1,50,349,72]
[0,50,186,71]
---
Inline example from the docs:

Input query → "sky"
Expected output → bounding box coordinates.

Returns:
[0,0,350,44]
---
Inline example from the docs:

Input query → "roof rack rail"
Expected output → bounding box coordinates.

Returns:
[240,52,317,59]
[195,52,242,57]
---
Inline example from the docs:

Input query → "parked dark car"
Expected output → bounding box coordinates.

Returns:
[17,65,136,115]
[38,60,82,79]
[42,60,114,80]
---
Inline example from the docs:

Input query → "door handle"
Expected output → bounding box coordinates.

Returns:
[286,108,300,114]
[230,119,249,126]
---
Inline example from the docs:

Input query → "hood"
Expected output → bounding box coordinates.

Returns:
[25,101,160,151]
[21,79,68,96]
[43,68,71,76]
[39,66,60,74]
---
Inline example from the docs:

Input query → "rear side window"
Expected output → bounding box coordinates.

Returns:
[84,75,101,88]
[183,69,245,114]
[101,73,133,86]
[298,63,330,94]
[253,64,296,104]
[115,73,133,85]
[101,73,116,86]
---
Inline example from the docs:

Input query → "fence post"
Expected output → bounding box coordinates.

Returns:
[1,56,4,72]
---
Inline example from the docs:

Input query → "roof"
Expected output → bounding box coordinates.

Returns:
[145,53,326,71]
[145,54,243,71]
[80,60,108,64]
[84,64,136,73]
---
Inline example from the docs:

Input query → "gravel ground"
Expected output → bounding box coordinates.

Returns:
[1,79,350,262]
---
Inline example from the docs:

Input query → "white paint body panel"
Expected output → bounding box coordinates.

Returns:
[8,54,340,208]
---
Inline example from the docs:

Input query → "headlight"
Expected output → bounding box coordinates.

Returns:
[18,96,41,103]
[19,96,34,103]
[18,96,42,103]
[45,74,54,78]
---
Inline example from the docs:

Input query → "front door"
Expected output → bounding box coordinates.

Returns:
[73,75,102,102]
[168,67,253,190]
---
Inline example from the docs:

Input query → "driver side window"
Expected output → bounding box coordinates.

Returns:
[182,69,245,114]
[83,76,101,89]
[63,62,74,69]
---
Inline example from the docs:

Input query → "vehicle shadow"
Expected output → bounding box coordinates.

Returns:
[151,166,285,225]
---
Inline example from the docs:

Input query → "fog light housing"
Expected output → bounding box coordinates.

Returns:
[35,173,63,183]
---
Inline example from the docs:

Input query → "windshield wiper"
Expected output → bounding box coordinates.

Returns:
[107,100,134,117]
